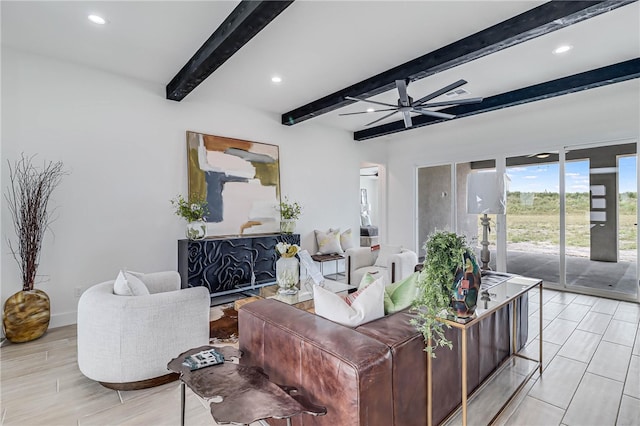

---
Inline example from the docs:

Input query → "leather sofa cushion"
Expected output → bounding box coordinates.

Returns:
[356,310,428,426]
[239,299,394,426]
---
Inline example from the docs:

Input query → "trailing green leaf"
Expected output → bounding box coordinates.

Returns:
[412,231,471,357]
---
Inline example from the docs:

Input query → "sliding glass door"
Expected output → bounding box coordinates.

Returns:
[564,143,637,299]
[415,142,638,301]
[504,156,561,285]
[502,142,637,300]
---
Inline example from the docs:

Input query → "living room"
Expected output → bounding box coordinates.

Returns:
[1,1,639,425]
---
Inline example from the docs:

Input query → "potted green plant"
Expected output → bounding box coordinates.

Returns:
[3,154,67,343]
[170,194,209,240]
[412,231,479,357]
[278,196,301,234]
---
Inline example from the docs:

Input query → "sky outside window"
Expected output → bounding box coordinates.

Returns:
[507,159,636,193]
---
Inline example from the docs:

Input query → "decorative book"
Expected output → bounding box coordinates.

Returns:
[182,348,225,370]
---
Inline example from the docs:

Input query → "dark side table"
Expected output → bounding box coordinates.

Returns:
[311,253,345,280]
[168,345,326,426]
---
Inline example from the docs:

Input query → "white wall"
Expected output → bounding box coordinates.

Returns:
[1,48,386,328]
[385,80,640,252]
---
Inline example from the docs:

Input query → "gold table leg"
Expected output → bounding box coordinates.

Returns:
[427,337,433,426]
[462,328,467,426]
[181,381,186,426]
[539,283,543,374]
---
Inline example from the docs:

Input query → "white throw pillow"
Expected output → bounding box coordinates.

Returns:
[340,229,355,251]
[329,228,355,252]
[315,229,343,255]
[313,276,385,327]
[373,245,402,267]
[113,270,150,296]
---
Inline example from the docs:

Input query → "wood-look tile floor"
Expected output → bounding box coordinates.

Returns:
[1,288,638,426]
[0,318,260,426]
[496,288,640,426]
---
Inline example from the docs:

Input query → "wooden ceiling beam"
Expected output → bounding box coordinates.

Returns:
[354,58,640,141]
[281,0,635,126]
[167,0,294,101]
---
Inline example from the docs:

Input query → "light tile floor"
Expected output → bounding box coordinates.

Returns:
[497,288,640,426]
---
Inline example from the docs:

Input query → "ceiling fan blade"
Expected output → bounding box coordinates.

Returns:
[417,97,483,108]
[338,108,398,116]
[365,110,399,126]
[412,109,456,120]
[402,111,412,128]
[412,79,468,106]
[396,79,410,106]
[345,96,398,108]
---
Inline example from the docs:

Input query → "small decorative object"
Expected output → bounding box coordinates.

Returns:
[182,348,225,370]
[412,231,480,357]
[171,194,209,240]
[278,197,301,234]
[466,171,507,270]
[3,154,67,343]
[275,242,300,294]
[451,251,481,318]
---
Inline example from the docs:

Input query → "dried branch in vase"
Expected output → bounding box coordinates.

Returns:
[4,154,67,291]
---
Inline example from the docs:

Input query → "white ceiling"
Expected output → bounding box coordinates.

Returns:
[2,1,639,133]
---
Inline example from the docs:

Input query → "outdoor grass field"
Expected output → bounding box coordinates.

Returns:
[479,192,637,256]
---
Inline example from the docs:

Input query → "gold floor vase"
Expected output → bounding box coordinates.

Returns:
[3,289,50,343]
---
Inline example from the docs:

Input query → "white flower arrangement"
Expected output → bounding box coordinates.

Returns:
[275,242,300,258]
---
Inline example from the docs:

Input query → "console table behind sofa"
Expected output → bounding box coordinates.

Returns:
[178,234,300,301]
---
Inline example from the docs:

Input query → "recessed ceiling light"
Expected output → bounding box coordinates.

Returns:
[553,45,573,55]
[88,14,106,25]
[536,153,551,159]
[366,108,375,113]
[271,76,282,84]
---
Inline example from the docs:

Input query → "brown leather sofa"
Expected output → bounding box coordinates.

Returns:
[239,296,527,426]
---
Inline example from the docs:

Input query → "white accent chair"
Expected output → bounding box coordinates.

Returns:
[345,247,418,286]
[77,271,210,390]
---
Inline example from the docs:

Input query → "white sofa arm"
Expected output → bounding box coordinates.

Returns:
[387,249,419,282]
[77,282,210,384]
[134,271,181,294]
[345,247,377,284]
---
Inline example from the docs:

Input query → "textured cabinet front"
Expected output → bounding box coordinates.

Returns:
[178,234,300,296]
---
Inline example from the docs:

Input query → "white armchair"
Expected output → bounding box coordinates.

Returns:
[345,246,418,286]
[77,271,210,390]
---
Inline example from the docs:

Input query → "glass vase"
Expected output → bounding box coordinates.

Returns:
[280,219,296,234]
[276,256,299,294]
[186,220,206,240]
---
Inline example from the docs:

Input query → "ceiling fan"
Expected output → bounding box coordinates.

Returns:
[340,79,483,128]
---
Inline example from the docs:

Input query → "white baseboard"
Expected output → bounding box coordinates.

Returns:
[50,310,77,329]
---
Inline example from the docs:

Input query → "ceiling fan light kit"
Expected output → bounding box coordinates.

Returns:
[341,79,483,128]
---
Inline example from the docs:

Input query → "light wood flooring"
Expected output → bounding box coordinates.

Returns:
[1,288,639,425]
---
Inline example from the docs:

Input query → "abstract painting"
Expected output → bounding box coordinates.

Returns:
[186,131,281,236]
